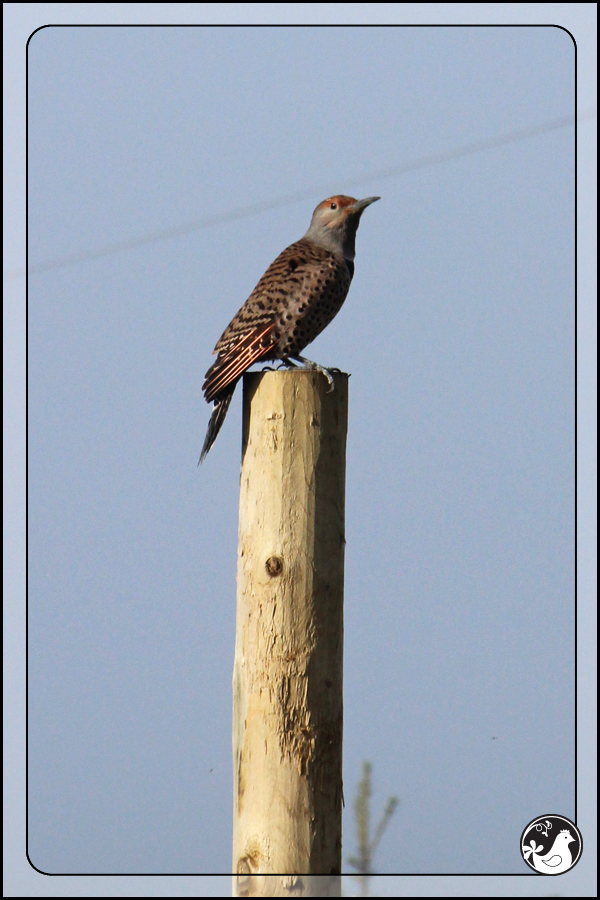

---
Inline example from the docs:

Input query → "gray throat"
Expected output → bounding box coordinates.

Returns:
[303,218,361,261]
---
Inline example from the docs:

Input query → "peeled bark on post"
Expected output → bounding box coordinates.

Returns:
[232,369,348,898]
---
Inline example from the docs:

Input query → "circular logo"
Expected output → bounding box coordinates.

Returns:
[520,814,583,875]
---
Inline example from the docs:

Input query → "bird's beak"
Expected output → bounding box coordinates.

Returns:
[349,196,381,213]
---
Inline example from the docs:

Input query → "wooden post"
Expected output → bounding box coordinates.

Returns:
[232,369,348,898]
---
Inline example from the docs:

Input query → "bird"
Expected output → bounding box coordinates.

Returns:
[198,194,380,462]
[523,829,575,875]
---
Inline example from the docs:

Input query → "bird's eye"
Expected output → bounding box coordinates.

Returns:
[330,202,337,210]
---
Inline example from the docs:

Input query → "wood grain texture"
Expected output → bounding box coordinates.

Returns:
[232,369,348,894]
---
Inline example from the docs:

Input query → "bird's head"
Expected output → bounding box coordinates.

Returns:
[304,195,380,260]
[559,830,575,844]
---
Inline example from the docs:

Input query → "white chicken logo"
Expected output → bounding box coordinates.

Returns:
[521,815,582,875]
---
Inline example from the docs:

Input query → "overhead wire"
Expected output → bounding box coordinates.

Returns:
[5,108,594,281]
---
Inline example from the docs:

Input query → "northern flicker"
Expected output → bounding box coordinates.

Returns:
[199,194,380,462]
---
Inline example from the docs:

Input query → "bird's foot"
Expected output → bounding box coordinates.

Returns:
[277,359,299,370]
[261,365,276,372]
[289,355,337,392]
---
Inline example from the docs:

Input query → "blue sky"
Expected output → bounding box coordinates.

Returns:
[5,4,597,897]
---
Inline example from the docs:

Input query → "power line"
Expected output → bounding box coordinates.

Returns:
[7,108,594,281]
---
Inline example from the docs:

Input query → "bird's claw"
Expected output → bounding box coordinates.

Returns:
[287,355,339,391]
[309,363,336,392]
[325,367,342,391]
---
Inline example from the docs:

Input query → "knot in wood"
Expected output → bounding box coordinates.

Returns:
[265,555,283,577]
[236,857,252,895]
[237,858,251,876]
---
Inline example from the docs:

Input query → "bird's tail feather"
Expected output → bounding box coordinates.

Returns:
[199,387,235,464]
